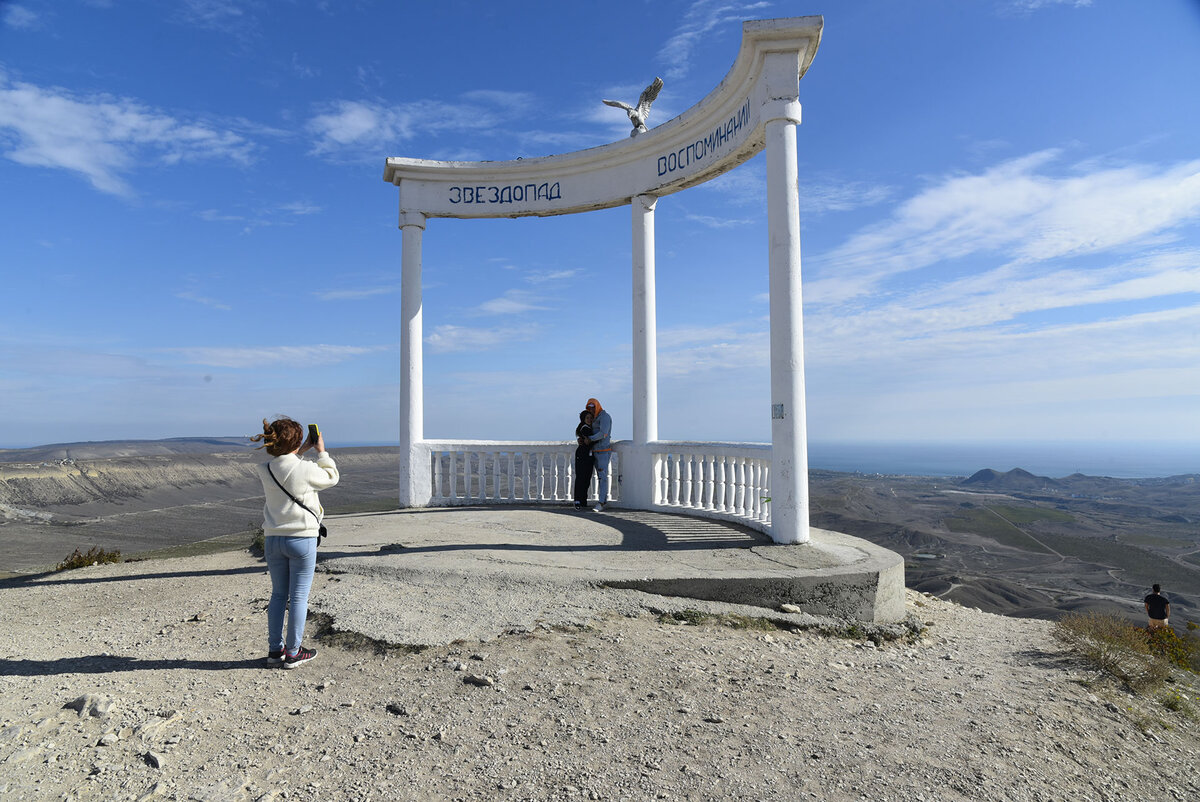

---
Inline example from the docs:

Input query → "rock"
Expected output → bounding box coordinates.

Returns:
[136,783,167,801]
[781,604,804,614]
[385,703,409,716]
[145,751,165,769]
[464,674,495,687]
[63,694,116,718]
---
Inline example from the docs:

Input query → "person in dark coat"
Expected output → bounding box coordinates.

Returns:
[573,409,594,510]
[1145,584,1170,630]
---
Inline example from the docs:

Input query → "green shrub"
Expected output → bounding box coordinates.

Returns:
[1145,627,1200,672]
[1052,612,1171,693]
[1160,690,1195,718]
[248,525,265,558]
[55,546,122,572]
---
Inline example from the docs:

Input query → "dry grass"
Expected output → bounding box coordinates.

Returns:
[1052,611,1181,693]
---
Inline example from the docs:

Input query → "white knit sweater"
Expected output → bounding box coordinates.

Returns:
[257,451,340,538]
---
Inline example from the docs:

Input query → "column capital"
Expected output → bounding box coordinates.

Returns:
[634,193,658,213]
[399,210,427,230]
[761,98,802,126]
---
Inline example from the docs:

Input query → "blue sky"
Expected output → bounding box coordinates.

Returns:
[1,0,1198,455]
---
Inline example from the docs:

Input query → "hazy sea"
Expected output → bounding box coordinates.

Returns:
[807,441,1199,479]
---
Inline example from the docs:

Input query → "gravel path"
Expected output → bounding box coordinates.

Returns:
[1,549,1198,802]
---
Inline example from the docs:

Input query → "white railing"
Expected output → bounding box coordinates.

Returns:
[651,441,771,532]
[422,440,620,506]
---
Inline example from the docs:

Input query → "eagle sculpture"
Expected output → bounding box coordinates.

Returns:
[602,77,664,137]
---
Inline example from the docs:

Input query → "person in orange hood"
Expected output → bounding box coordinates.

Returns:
[584,398,613,511]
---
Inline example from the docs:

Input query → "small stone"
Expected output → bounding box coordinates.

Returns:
[385,703,409,716]
[290,705,312,715]
[97,732,119,747]
[781,604,804,614]
[145,751,165,770]
[704,715,725,724]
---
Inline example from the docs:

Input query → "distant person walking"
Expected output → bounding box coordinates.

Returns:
[251,417,339,669]
[1144,584,1170,630]
[573,409,595,510]
[584,398,613,512]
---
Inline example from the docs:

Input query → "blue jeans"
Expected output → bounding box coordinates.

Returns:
[265,535,317,654]
[593,451,612,503]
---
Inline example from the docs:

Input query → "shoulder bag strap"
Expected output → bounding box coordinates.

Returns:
[266,463,321,525]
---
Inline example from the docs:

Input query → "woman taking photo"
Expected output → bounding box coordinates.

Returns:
[251,417,339,668]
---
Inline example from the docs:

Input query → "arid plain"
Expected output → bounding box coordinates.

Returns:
[1,439,1196,626]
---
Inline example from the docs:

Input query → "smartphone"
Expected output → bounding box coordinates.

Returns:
[307,424,320,445]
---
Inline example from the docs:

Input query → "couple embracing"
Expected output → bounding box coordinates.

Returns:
[573,397,612,512]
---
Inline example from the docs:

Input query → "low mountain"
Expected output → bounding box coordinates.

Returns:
[0,437,252,463]
[961,467,1063,491]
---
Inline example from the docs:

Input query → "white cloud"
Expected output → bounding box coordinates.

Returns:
[425,324,540,354]
[176,291,232,311]
[0,74,255,195]
[809,151,1200,305]
[306,91,537,157]
[169,344,380,368]
[1002,0,1093,14]
[658,0,773,81]
[525,269,580,284]
[685,213,754,229]
[704,165,892,215]
[474,290,549,316]
[177,0,245,30]
[314,285,398,301]
[3,4,39,30]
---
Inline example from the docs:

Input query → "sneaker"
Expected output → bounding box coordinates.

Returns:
[573,501,582,510]
[592,503,605,512]
[266,650,285,666]
[284,646,317,669]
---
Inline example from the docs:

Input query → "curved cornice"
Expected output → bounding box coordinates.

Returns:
[383,15,822,219]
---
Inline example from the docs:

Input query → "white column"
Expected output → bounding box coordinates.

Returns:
[763,52,810,545]
[632,193,659,445]
[398,209,430,507]
[623,193,659,509]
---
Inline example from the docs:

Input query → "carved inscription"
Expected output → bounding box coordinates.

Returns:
[449,182,563,205]
[657,98,752,177]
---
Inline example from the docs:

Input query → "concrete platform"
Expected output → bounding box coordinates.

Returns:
[312,505,904,646]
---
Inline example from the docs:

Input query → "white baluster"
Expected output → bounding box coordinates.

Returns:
[729,456,739,513]
[657,453,667,504]
[703,455,715,510]
[725,458,737,513]
[672,453,681,504]
[682,455,693,510]
[713,458,725,512]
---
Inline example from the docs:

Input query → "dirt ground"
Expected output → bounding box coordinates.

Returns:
[1,549,1198,802]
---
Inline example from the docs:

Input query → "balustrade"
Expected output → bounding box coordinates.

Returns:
[651,442,771,532]
[417,440,768,534]
[422,441,619,506]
